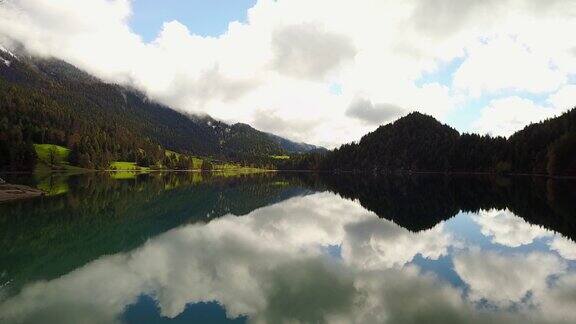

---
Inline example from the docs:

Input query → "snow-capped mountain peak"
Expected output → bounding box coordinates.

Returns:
[0,44,18,67]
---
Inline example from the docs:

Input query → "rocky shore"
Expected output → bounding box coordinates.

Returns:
[0,182,45,203]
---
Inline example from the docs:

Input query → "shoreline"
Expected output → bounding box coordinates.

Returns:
[0,183,45,203]
[276,169,576,180]
[0,168,277,175]
[1,169,575,180]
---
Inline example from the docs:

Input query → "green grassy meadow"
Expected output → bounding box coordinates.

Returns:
[109,161,150,171]
[165,150,203,169]
[34,144,70,164]
[31,144,267,176]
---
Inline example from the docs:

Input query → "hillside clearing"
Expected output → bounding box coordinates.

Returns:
[34,144,70,164]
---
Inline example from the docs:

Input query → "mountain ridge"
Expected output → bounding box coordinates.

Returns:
[2,46,574,175]
[279,109,576,176]
[0,46,321,170]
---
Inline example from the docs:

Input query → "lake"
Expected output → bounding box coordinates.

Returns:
[1,172,576,323]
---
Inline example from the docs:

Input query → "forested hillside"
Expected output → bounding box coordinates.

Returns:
[1,46,573,176]
[278,110,576,176]
[320,111,576,176]
[0,47,318,171]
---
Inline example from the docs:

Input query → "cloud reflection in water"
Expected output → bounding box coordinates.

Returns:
[1,192,576,324]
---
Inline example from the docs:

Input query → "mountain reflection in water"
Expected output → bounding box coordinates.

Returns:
[0,172,575,324]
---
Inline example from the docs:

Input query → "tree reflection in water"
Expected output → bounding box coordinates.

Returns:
[0,172,575,324]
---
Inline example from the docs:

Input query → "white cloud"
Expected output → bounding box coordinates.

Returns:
[472,97,559,137]
[345,97,405,126]
[538,273,576,323]
[454,37,567,96]
[472,81,576,137]
[271,23,356,80]
[454,250,567,307]
[341,218,452,270]
[472,209,552,247]
[549,236,576,260]
[0,0,575,146]
[453,246,576,323]
[548,84,576,110]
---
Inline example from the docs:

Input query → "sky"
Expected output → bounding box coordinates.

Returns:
[0,0,575,148]
[130,0,256,42]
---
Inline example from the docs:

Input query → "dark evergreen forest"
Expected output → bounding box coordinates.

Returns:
[278,110,576,176]
[0,50,317,171]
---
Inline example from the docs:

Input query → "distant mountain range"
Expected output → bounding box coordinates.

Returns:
[0,46,321,170]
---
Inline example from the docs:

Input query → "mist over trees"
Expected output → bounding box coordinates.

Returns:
[0,51,315,171]
[1,48,574,176]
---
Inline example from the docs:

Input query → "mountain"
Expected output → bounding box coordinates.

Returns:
[0,47,320,170]
[266,132,324,153]
[289,110,575,176]
[507,109,576,175]
[325,112,461,172]
[2,45,573,175]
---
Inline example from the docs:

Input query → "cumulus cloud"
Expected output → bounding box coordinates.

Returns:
[160,65,260,109]
[346,97,405,125]
[0,0,575,146]
[454,250,567,308]
[538,273,576,322]
[472,96,560,137]
[342,218,451,270]
[409,0,502,40]
[252,109,319,140]
[271,23,356,80]
[548,84,576,110]
[471,208,576,261]
[454,37,567,96]
[549,236,576,260]
[472,209,551,247]
[455,247,576,323]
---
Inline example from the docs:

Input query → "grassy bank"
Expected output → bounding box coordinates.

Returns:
[33,144,85,174]
[30,143,271,178]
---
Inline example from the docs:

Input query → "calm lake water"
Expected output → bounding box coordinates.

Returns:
[1,172,576,324]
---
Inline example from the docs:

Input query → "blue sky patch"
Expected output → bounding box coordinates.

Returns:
[130,0,256,42]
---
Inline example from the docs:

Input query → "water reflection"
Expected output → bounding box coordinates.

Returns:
[0,172,314,295]
[322,174,576,244]
[0,173,575,323]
